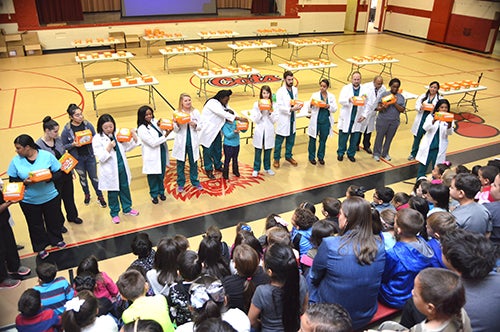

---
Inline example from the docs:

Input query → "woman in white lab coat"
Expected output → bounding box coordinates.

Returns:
[409,81,441,160]
[307,79,337,165]
[92,114,139,224]
[137,105,170,204]
[250,85,277,177]
[416,99,454,179]
[171,93,203,192]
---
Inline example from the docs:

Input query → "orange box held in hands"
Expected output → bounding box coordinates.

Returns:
[2,182,25,201]
[174,111,191,124]
[59,152,78,174]
[434,112,454,122]
[29,169,52,183]
[311,99,327,108]
[290,100,304,109]
[159,118,173,130]
[117,128,132,142]
[236,121,249,131]
[75,129,93,145]
[352,96,366,106]
[258,99,272,111]
[421,103,434,112]
[381,94,396,106]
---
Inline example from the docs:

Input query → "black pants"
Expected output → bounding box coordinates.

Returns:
[223,145,240,176]
[356,128,372,150]
[0,220,20,281]
[55,172,79,222]
[20,195,64,252]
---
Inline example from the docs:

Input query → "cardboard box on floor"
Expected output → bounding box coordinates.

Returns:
[22,32,42,56]
[109,31,126,49]
[125,34,140,48]
[7,40,24,57]
[0,34,7,58]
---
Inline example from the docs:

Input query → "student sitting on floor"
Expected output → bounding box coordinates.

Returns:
[319,197,341,234]
[476,165,499,204]
[379,209,440,309]
[372,187,396,213]
[34,262,74,316]
[16,288,61,332]
[426,211,457,268]
[290,207,316,257]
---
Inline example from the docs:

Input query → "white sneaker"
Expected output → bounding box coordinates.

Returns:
[252,171,258,177]
[383,155,391,161]
[266,169,275,176]
[374,155,380,162]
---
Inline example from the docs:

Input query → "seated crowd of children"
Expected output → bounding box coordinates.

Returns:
[12,159,500,331]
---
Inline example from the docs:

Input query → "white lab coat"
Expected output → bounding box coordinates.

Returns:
[275,85,298,136]
[92,132,138,191]
[415,115,454,165]
[250,101,277,149]
[337,83,368,133]
[199,99,236,148]
[411,93,441,135]
[361,82,386,133]
[307,91,337,138]
[171,109,202,162]
[137,120,169,175]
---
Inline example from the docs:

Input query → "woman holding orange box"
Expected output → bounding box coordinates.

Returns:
[137,105,170,204]
[93,114,139,224]
[250,85,277,177]
[373,78,406,162]
[37,116,82,232]
[7,134,66,260]
[416,99,454,179]
[61,104,107,208]
[171,93,203,192]
[408,81,441,161]
[307,79,337,165]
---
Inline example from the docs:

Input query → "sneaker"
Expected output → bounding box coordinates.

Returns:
[84,194,91,205]
[407,155,415,161]
[196,184,204,191]
[112,216,121,224]
[97,196,107,208]
[38,250,49,259]
[374,155,380,162]
[124,209,139,216]
[159,194,167,201]
[8,266,31,276]
[0,278,21,289]
[177,186,184,193]
[266,169,275,176]
[252,170,259,177]
[383,155,391,161]
[152,197,159,204]
[56,241,67,249]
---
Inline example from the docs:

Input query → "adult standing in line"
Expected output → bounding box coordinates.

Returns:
[373,78,406,162]
[7,134,66,260]
[37,116,83,234]
[137,105,170,204]
[250,85,277,177]
[307,79,337,165]
[415,99,454,179]
[61,104,107,208]
[273,71,301,168]
[308,197,385,330]
[337,72,367,162]
[408,81,441,161]
[171,93,203,192]
[199,90,247,180]
[358,75,385,154]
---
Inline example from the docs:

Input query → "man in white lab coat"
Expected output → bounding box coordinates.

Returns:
[357,75,385,154]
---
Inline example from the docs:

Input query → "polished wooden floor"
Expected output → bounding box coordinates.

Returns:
[0,32,499,328]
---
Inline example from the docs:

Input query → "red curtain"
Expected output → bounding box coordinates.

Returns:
[36,0,83,24]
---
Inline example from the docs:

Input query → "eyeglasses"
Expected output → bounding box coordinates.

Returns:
[72,113,83,117]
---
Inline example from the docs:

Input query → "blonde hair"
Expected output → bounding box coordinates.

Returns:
[178,93,194,112]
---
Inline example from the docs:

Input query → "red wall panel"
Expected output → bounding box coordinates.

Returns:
[427,0,453,42]
[0,0,41,30]
[445,14,496,52]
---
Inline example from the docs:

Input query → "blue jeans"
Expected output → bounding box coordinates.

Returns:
[75,154,102,197]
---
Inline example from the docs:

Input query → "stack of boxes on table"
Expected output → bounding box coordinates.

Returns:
[195,65,253,76]
[285,59,332,68]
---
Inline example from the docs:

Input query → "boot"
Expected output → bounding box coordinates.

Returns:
[223,169,229,180]
[233,165,240,177]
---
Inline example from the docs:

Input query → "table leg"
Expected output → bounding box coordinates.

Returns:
[318,44,329,59]
[457,91,480,112]
[80,63,86,82]
[230,49,238,67]
[92,91,98,117]
[126,60,131,75]
[201,52,209,69]
[264,47,273,64]
[347,64,358,81]
[379,62,393,78]
[146,41,151,57]
[149,86,156,109]
[290,46,299,60]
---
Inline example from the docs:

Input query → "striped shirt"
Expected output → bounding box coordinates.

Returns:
[34,277,75,316]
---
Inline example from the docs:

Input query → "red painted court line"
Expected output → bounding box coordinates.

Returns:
[9,89,17,128]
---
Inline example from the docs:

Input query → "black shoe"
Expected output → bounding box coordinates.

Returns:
[159,194,167,201]
[356,146,360,151]
[337,155,343,161]
[16,244,24,251]
[233,169,240,177]
[223,169,229,180]
[152,197,159,204]
[214,167,224,173]
[318,159,325,165]
[97,196,107,208]
[348,156,356,162]
[207,170,215,179]
[309,159,317,165]
[69,217,83,224]
[364,147,373,154]
[61,226,68,233]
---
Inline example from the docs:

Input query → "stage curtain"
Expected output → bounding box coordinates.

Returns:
[81,0,121,13]
[36,0,83,24]
[217,0,252,9]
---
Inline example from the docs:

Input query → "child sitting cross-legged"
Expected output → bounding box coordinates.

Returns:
[16,288,61,332]
[33,262,74,316]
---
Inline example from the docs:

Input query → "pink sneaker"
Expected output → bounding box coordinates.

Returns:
[124,209,139,216]
[112,216,121,224]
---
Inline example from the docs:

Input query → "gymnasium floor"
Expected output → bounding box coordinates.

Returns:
[0,32,499,328]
